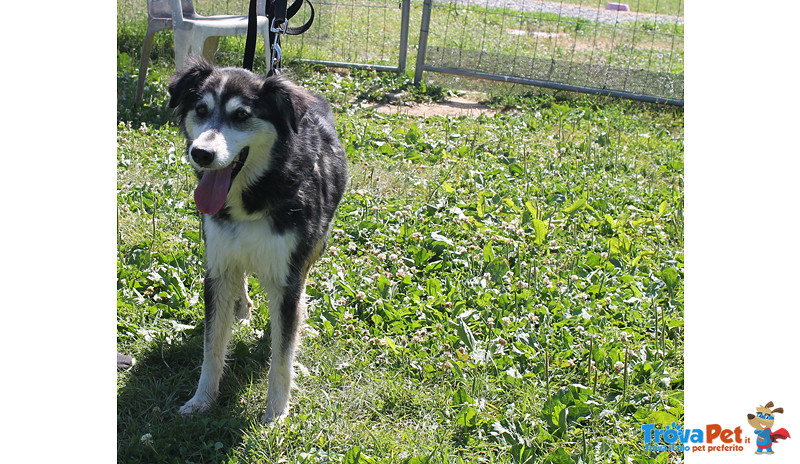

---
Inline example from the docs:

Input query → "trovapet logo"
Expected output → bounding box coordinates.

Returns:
[641,400,791,455]
[641,422,747,453]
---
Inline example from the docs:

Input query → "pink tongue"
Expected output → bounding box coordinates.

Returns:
[194,165,233,215]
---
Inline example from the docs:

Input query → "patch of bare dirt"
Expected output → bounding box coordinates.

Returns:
[358,93,499,118]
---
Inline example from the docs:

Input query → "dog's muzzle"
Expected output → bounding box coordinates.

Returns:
[192,147,250,215]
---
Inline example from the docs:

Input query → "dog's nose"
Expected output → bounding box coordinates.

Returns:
[191,147,214,167]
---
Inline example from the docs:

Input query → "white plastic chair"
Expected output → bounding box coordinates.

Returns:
[135,0,269,102]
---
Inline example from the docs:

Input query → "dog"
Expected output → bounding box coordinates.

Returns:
[167,58,347,424]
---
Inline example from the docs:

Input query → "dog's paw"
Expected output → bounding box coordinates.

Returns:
[262,406,289,426]
[178,396,212,416]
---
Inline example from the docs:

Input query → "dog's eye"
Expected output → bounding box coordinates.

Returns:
[234,109,250,121]
[195,104,209,117]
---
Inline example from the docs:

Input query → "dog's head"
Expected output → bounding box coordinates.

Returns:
[747,401,784,430]
[167,58,311,215]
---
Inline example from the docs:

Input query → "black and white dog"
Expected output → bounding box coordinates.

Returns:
[168,58,347,424]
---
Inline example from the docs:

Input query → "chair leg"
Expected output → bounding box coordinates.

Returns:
[189,34,213,65]
[174,28,192,71]
[136,31,157,103]
[202,36,220,65]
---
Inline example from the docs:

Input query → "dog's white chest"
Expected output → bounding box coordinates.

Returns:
[203,217,297,285]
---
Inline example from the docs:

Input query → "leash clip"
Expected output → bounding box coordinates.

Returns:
[271,40,282,70]
[269,17,287,73]
[270,17,288,34]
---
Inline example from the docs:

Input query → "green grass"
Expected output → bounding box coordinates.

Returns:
[117,2,683,463]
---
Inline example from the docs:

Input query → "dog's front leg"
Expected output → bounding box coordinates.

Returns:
[179,271,242,415]
[262,278,307,424]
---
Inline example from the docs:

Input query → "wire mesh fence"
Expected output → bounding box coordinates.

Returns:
[415,0,684,104]
[191,0,411,72]
[123,0,683,104]
[281,0,411,72]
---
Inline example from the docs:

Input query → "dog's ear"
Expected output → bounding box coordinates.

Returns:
[772,407,784,414]
[260,76,310,134]
[765,401,775,409]
[168,58,214,110]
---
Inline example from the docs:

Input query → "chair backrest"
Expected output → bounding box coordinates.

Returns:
[148,0,196,21]
[150,0,267,23]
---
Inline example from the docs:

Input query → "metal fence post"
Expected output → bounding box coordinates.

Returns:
[414,0,433,85]
[398,0,410,74]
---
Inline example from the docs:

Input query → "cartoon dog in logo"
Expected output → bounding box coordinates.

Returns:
[747,401,791,455]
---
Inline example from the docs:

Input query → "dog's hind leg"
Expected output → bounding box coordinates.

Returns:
[262,276,308,424]
[179,270,241,415]
[235,274,254,325]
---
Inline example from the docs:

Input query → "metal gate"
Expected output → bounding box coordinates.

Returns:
[282,0,412,73]
[414,0,683,105]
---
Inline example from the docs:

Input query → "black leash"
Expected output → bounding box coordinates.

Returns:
[242,0,315,75]
[242,0,259,71]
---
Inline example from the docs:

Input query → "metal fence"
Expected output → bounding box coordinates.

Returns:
[191,0,411,72]
[282,0,411,73]
[415,0,684,105]
[191,0,684,105]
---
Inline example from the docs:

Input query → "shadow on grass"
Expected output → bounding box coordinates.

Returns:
[117,322,275,463]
